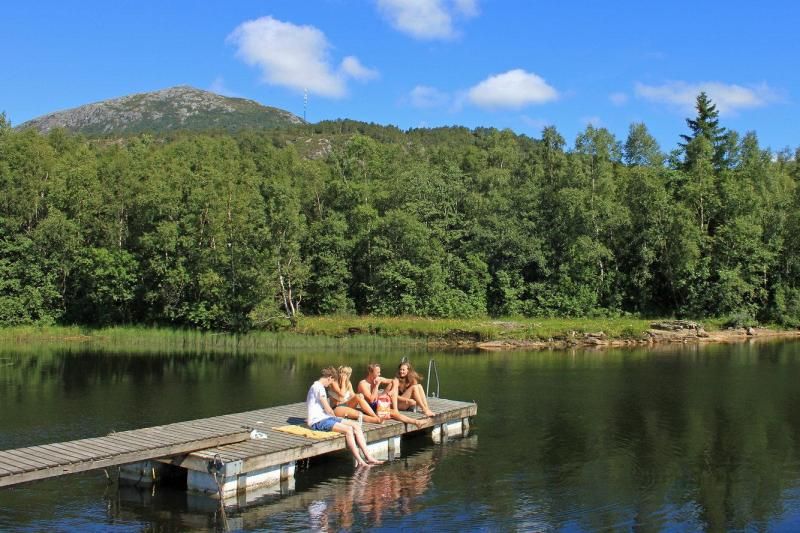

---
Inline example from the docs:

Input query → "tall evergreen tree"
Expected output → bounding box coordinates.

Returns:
[680,92,727,169]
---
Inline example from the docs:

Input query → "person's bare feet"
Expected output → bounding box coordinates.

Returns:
[423,410,435,417]
[367,458,385,465]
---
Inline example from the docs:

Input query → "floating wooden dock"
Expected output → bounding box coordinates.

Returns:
[0,397,477,496]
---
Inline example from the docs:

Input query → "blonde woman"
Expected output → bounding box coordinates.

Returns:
[329,366,383,424]
[395,362,435,417]
[358,363,425,427]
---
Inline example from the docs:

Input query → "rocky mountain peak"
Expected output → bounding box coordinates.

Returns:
[18,86,303,135]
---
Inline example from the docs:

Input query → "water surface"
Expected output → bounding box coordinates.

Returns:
[2,341,800,531]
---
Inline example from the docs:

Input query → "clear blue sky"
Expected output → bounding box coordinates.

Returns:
[2,1,797,152]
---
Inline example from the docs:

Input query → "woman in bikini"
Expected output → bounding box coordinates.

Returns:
[394,361,435,416]
[357,363,426,427]
[329,365,383,424]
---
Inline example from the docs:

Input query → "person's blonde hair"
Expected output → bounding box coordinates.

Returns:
[337,365,352,377]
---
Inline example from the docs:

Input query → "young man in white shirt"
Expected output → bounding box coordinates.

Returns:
[306,367,385,467]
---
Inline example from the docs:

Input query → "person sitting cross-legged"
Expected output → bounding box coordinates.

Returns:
[306,366,385,467]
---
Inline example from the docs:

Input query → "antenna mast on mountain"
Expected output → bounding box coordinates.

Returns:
[303,88,308,122]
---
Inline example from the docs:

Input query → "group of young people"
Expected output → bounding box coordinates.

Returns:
[305,361,436,467]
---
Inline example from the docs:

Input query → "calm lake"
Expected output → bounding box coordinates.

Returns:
[2,340,800,531]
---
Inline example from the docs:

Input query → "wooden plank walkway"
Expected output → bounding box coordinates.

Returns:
[171,397,476,474]
[0,418,252,488]
[0,397,476,488]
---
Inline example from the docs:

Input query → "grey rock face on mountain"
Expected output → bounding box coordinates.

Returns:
[18,86,304,135]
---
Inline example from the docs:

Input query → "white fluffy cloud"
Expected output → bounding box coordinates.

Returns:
[228,16,377,98]
[340,56,379,82]
[408,85,450,108]
[452,0,480,17]
[376,0,479,40]
[635,81,778,115]
[467,69,559,110]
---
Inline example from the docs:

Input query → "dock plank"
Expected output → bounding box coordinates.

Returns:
[2,448,64,470]
[44,441,112,461]
[0,455,29,474]
[106,432,171,450]
[73,437,135,455]
[0,450,48,471]
[24,445,86,465]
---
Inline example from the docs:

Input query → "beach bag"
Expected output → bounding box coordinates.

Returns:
[376,394,392,420]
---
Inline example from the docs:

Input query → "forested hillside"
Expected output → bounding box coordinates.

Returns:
[1,93,799,331]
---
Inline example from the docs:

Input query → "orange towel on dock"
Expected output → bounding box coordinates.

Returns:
[272,425,339,440]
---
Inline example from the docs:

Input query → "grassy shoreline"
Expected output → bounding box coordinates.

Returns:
[3,316,797,353]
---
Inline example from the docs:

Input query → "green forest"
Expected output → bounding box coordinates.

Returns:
[2,93,799,331]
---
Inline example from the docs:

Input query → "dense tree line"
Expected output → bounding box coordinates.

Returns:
[1,93,799,330]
